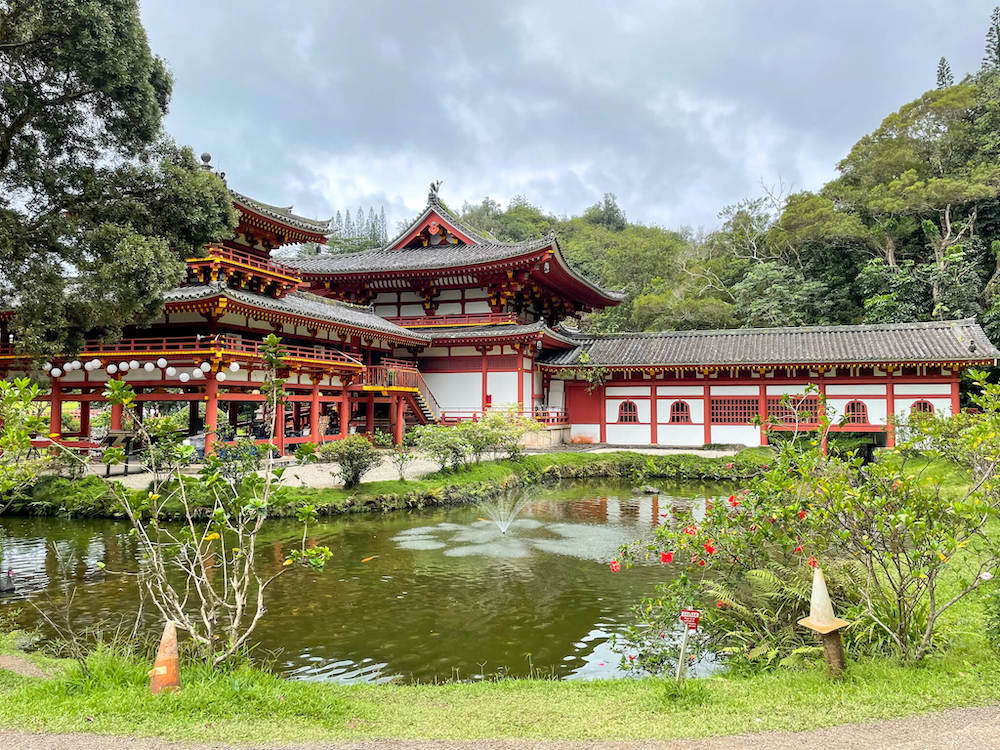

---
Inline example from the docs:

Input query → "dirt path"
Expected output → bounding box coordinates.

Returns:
[2,702,998,749]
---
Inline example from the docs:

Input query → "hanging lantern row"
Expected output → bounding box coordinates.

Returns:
[43,358,242,382]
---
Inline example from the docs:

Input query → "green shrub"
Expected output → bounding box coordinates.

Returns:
[323,434,381,489]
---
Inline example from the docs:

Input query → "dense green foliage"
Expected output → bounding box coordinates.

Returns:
[457,11,1000,343]
[0,0,237,355]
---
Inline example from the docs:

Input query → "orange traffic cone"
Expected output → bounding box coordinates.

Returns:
[149,621,180,694]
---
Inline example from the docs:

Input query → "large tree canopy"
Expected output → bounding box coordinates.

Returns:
[0,0,236,356]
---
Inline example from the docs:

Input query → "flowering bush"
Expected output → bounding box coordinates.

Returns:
[619,371,1000,669]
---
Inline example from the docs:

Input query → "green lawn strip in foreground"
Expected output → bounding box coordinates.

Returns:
[20,448,774,519]
[0,646,996,743]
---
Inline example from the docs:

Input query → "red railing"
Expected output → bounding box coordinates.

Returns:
[385,312,519,328]
[361,365,420,389]
[195,245,301,280]
[439,408,568,426]
[78,335,363,369]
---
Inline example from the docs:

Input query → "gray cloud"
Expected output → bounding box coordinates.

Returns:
[140,0,997,231]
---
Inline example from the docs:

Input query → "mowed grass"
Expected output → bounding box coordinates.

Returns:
[0,644,997,743]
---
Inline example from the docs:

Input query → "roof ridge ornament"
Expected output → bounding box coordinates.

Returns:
[428,180,443,204]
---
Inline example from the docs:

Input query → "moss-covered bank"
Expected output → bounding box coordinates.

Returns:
[14,448,773,520]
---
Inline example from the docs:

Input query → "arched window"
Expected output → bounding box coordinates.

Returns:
[911,400,935,416]
[844,401,869,424]
[669,401,692,424]
[618,401,639,423]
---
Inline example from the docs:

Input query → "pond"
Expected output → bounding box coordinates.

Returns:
[0,480,725,683]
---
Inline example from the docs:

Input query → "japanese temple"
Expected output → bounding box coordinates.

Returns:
[2,172,998,453]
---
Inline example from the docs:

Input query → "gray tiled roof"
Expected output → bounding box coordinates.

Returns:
[539,319,1000,368]
[425,322,577,345]
[163,285,429,344]
[286,236,554,274]
[231,190,332,235]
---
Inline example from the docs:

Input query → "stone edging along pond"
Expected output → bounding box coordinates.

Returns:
[16,449,772,521]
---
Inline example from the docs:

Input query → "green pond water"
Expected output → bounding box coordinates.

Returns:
[0,480,724,683]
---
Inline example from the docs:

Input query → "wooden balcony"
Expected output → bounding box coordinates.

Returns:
[386,312,519,328]
[187,245,303,295]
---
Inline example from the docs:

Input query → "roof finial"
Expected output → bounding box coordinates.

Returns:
[428,180,443,203]
[200,152,212,170]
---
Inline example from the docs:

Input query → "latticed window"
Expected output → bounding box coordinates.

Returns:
[617,401,639,423]
[844,401,869,424]
[669,400,692,424]
[767,396,821,424]
[710,398,758,424]
[911,400,935,416]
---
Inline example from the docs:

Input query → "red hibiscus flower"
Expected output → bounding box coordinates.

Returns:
[610,560,621,573]
[798,509,807,519]
[698,559,706,566]
[728,494,739,507]
[807,556,818,568]
[725,462,734,469]
[749,524,757,531]
[716,600,727,609]
[704,542,716,555]
[794,545,804,553]
[660,551,674,564]
[684,525,698,535]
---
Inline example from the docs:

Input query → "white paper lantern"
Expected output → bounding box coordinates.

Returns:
[118,361,129,371]
[70,360,81,370]
[165,366,177,377]
[129,360,139,370]
[143,362,155,372]
[42,362,52,372]
[192,368,204,379]
[83,362,92,371]
[199,362,212,372]
[179,372,190,383]
[216,372,227,382]
[91,359,102,369]
[229,362,240,372]
[49,368,62,378]
[156,358,168,369]
[106,364,118,375]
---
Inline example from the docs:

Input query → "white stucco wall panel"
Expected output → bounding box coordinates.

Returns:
[606,424,652,444]
[893,383,952,395]
[606,386,651,397]
[710,425,759,446]
[487,372,518,406]
[655,424,704,446]
[711,385,759,396]
[569,424,600,443]
[826,384,886,395]
[423,372,481,411]
[656,385,705,396]
[606,398,651,423]
[657,398,704,424]
[766,384,809,395]
[828,397,888,424]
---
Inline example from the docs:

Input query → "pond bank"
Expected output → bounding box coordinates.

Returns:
[17,449,773,520]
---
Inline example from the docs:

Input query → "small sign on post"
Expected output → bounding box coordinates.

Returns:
[676,608,701,682]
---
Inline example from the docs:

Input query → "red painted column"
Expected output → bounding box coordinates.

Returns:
[479,346,489,414]
[951,374,960,415]
[309,382,321,443]
[366,393,374,435]
[702,383,711,446]
[885,369,896,448]
[516,346,524,412]
[339,394,349,438]
[599,385,607,444]
[649,382,658,445]
[273,399,285,454]
[110,391,123,432]
[204,378,219,456]
[758,382,769,446]
[48,381,62,440]
[393,394,405,445]
[79,400,91,440]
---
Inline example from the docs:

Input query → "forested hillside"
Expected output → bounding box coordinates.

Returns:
[457,10,1000,345]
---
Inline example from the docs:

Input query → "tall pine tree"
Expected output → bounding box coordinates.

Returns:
[937,56,954,88]
[984,6,1000,73]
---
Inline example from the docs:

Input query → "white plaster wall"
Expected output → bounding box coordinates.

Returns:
[523,377,532,410]
[549,379,565,409]
[399,292,421,303]
[374,305,397,316]
[451,346,484,357]
[766,384,809,395]
[570,423,600,442]
[828,397,888,424]
[606,386,651,397]
[165,312,204,324]
[423,372,481,410]
[894,383,952,395]
[400,304,424,316]
[438,290,462,301]
[826,384,886,395]
[656,424,704,446]
[710,425,759,446]
[656,385,704,396]
[606,398,651,422]
[436,302,462,315]
[711,385,759,396]
[465,301,492,314]
[372,292,397,305]
[487,371,518,406]
[606,424,652,444]
[657,398,704,423]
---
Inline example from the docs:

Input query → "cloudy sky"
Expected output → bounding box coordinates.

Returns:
[140,1,996,232]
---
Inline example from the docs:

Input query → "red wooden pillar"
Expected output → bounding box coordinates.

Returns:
[702,383,711,446]
[309,382,321,443]
[48,381,62,440]
[393,393,405,445]
[950,373,960,415]
[477,346,489,414]
[204,378,219,456]
[110,388,123,431]
[758,382,769,446]
[649,382,658,445]
[273,399,286,455]
[885,369,896,448]
[599,385,607,444]
[516,345,524,411]
[365,393,374,434]
[79,400,91,440]
[339,393,349,438]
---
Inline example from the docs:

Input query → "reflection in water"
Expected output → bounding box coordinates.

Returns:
[0,481,726,684]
